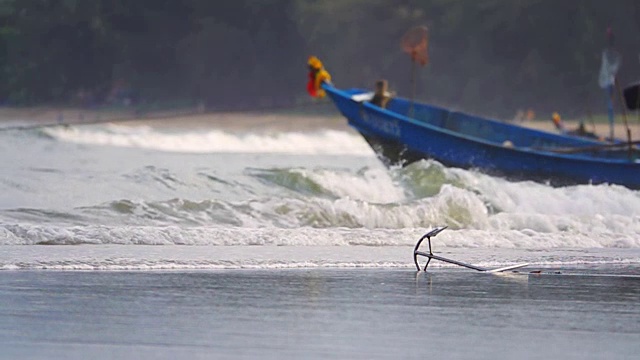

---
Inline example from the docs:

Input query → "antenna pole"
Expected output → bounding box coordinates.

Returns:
[410,57,416,118]
[614,77,633,159]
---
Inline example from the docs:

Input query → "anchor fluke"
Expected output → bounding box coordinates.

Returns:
[413,227,528,273]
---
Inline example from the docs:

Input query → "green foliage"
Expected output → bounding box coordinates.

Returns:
[0,0,639,118]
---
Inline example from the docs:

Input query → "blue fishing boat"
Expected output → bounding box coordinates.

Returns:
[323,84,640,189]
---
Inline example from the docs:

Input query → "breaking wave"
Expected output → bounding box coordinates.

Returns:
[43,124,373,155]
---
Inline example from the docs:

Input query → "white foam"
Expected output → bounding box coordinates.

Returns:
[1,243,639,271]
[44,124,374,155]
[291,167,406,203]
[2,224,640,249]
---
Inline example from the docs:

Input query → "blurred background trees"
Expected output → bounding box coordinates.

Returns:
[1,0,639,118]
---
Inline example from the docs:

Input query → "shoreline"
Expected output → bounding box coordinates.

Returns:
[2,106,639,139]
[519,119,640,141]
[0,106,349,132]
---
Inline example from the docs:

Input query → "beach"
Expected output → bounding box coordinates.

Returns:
[1,108,640,359]
[3,105,640,138]
[4,1,640,358]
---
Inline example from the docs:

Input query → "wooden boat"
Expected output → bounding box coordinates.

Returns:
[323,84,640,189]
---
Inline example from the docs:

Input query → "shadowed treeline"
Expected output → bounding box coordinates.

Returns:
[1,0,640,119]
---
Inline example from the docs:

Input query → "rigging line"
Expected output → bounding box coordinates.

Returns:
[0,99,333,132]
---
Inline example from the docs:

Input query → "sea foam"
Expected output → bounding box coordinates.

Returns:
[44,124,374,155]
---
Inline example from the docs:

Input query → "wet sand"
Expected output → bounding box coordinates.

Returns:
[0,107,350,132]
[2,269,639,359]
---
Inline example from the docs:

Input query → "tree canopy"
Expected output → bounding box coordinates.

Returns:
[1,0,639,118]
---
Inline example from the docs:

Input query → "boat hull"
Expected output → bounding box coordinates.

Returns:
[324,85,640,189]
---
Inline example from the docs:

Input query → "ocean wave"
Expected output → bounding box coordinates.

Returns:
[248,166,406,203]
[3,167,640,233]
[2,224,639,249]
[43,124,374,155]
[3,192,489,229]
[3,152,640,237]
[0,225,421,246]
